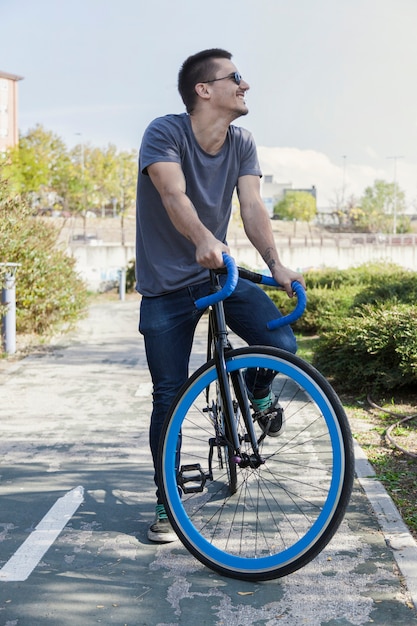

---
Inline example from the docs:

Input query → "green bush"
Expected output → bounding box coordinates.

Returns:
[267,262,416,335]
[125,258,136,292]
[304,262,411,290]
[298,285,361,333]
[353,272,417,307]
[266,262,417,392]
[265,282,361,334]
[0,178,87,336]
[313,303,417,392]
[303,266,363,289]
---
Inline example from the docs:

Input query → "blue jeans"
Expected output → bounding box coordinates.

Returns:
[139,277,297,503]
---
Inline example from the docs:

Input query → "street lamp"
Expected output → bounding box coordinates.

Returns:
[341,155,347,209]
[75,132,85,173]
[387,155,404,234]
[75,132,87,235]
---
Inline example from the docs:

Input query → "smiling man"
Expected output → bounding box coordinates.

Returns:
[135,48,305,542]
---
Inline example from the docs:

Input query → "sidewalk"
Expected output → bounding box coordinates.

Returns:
[0,297,416,626]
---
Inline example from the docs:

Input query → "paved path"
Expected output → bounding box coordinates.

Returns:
[0,298,416,626]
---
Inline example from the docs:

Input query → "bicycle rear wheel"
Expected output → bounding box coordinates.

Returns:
[159,346,354,581]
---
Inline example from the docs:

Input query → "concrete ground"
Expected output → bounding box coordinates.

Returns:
[0,297,416,626]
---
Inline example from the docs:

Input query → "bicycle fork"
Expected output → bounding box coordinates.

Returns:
[210,305,265,472]
[178,300,265,495]
[218,360,265,471]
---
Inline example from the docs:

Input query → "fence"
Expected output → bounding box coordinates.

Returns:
[69,238,417,291]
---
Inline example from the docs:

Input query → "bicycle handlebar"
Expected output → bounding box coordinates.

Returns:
[194,253,239,311]
[263,279,307,330]
[194,253,307,329]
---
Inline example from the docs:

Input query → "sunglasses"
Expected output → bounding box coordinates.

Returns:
[203,71,242,86]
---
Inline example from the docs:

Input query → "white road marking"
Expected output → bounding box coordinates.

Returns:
[0,486,84,582]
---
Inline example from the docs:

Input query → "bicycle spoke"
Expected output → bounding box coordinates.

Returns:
[160,347,353,580]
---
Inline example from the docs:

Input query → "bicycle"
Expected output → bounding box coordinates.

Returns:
[158,253,354,581]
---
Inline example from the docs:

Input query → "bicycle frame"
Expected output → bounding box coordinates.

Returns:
[206,270,265,469]
[160,255,354,580]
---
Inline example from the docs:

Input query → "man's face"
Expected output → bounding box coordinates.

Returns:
[206,59,250,118]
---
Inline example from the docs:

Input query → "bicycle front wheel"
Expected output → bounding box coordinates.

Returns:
[159,346,354,581]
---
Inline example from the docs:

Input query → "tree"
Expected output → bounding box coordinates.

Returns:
[274,191,317,222]
[2,124,73,212]
[1,125,138,221]
[117,150,137,213]
[358,179,408,234]
[72,143,117,216]
[117,150,138,244]
[328,193,360,228]
[72,144,137,217]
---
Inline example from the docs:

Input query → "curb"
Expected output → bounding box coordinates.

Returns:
[354,440,417,610]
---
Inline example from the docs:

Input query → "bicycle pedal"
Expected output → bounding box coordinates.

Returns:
[253,407,281,420]
[178,463,207,494]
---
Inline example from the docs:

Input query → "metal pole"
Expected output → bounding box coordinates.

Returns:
[75,132,87,236]
[1,263,20,355]
[119,268,126,301]
[387,155,404,234]
[1,272,17,354]
[341,155,347,209]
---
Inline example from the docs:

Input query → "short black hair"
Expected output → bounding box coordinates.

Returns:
[178,48,232,114]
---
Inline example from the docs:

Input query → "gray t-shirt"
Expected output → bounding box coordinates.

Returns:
[135,113,262,296]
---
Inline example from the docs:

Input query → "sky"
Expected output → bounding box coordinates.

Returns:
[1,0,417,208]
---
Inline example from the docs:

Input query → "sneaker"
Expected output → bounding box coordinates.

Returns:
[251,391,285,438]
[147,504,177,543]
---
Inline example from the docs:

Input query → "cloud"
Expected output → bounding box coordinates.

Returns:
[258,146,417,208]
[258,147,340,206]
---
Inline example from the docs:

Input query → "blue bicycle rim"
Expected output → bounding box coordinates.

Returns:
[161,352,345,575]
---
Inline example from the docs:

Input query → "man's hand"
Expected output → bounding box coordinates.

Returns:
[271,265,306,298]
[195,234,230,269]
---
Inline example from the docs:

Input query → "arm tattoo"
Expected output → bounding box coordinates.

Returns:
[264,247,276,271]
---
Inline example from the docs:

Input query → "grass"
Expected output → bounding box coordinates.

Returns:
[341,392,417,540]
[295,336,417,540]
[295,334,317,362]
[295,334,417,540]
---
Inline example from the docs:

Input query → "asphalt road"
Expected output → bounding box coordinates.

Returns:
[0,297,416,626]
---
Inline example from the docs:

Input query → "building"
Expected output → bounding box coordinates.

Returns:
[261,174,317,217]
[261,175,292,217]
[0,70,23,153]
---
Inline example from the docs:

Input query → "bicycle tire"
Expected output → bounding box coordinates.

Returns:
[159,346,354,581]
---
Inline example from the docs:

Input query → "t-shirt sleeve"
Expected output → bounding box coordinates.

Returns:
[237,128,262,179]
[140,117,182,175]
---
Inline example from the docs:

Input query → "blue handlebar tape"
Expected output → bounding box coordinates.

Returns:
[194,256,306,328]
[265,280,307,330]
[194,253,239,310]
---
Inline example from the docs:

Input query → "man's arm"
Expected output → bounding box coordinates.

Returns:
[237,175,306,297]
[147,161,229,268]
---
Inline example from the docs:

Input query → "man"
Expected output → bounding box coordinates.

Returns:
[135,48,306,543]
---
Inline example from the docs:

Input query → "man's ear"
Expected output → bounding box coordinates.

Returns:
[194,82,211,100]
